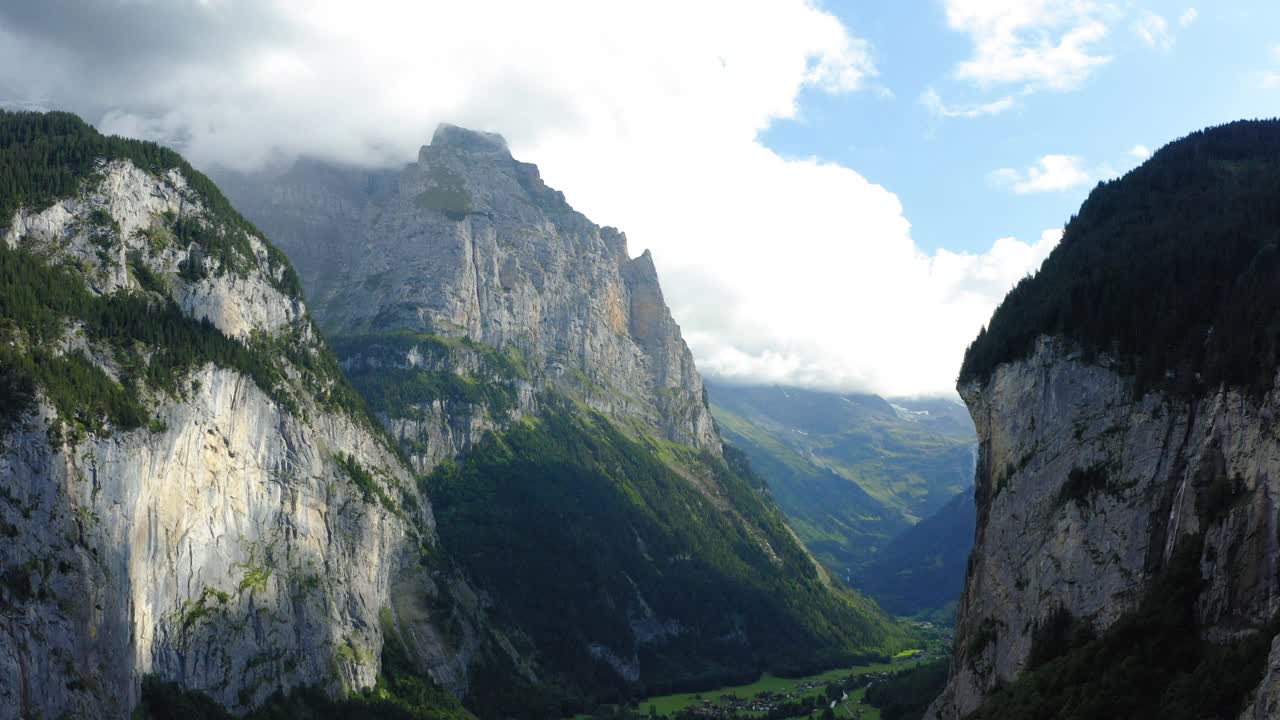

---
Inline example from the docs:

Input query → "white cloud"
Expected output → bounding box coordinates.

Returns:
[1129,144,1152,159]
[942,0,1115,92]
[990,154,1092,194]
[1179,8,1198,27]
[920,88,1016,118]
[1259,46,1280,89]
[1133,11,1173,51]
[0,0,1054,397]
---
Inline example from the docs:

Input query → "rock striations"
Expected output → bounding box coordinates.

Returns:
[219,124,718,467]
[0,116,475,719]
[926,120,1280,719]
[217,125,901,711]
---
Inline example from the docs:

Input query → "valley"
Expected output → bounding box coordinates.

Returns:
[4,22,1278,714]
[635,637,948,720]
[0,111,937,720]
[708,383,976,615]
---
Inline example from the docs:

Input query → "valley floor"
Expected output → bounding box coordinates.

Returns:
[577,633,949,720]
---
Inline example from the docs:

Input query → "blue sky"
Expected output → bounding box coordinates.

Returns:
[2,1,1278,396]
[765,1,1280,256]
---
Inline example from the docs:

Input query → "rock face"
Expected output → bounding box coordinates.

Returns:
[214,127,907,707]
[923,121,1280,719]
[0,155,469,718]
[926,337,1280,718]
[216,124,719,463]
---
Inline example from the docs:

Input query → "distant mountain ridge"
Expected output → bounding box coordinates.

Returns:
[707,382,976,610]
[858,489,976,616]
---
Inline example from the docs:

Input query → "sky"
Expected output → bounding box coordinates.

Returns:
[0,1,1277,397]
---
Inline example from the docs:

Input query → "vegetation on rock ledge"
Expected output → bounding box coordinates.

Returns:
[961,119,1280,396]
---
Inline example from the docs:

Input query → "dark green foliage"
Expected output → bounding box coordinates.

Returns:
[14,348,148,433]
[334,331,524,420]
[1055,464,1113,509]
[134,648,474,720]
[133,678,230,720]
[708,384,975,582]
[961,119,1280,395]
[334,452,397,511]
[0,241,284,434]
[1026,608,1094,670]
[967,536,1276,720]
[0,352,34,435]
[0,110,300,297]
[965,618,1000,664]
[864,660,948,720]
[1199,472,1247,525]
[350,368,515,418]
[424,400,900,715]
[135,609,474,719]
[129,253,168,294]
[856,491,975,616]
[253,325,382,430]
[0,225,377,439]
[0,110,381,438]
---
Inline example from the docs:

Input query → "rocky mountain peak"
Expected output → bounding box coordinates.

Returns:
[217,125,721,456]
[428,123,511,155]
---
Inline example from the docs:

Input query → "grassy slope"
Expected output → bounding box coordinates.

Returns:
[707,384,974,580]
[856,491,975,616]
[642,656,929,717]
[421,400,908,716]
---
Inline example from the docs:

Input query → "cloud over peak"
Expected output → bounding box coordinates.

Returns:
[0,0,1055,397]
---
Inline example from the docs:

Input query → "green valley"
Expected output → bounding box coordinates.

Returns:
[707,383,975,609]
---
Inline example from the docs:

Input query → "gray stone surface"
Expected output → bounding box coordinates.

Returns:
[0,161,472,719]
[926,337,1280,718]
[216,125,720,457]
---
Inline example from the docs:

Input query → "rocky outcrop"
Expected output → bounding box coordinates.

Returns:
[927,337,1280,718]
[0,157,472,718]
[216,125,719,459]
[335,334,539,475]
[1242,637,1280,720]
[0,367,434,718]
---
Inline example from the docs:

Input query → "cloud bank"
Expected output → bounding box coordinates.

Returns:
[0,0,1057,397]
[991,155,1093,194]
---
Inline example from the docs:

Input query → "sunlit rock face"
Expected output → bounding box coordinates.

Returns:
[217,124,720,461]
[0,159,473,719]
[927,337,1280,719]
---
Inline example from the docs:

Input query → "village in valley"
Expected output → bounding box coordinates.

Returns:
[635,627,952,720]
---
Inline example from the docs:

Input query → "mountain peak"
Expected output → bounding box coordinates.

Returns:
[429,123,510,155]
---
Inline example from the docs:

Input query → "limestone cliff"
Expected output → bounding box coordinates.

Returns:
[926,121,1280,719]
[0,122,472,719]
[928,339,1280,717]
[215,124,719,466]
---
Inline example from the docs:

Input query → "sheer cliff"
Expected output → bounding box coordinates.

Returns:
[216,126,904,712]
[0,112,477,720]
[216,125,717,463]
[927,120,1280,720]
